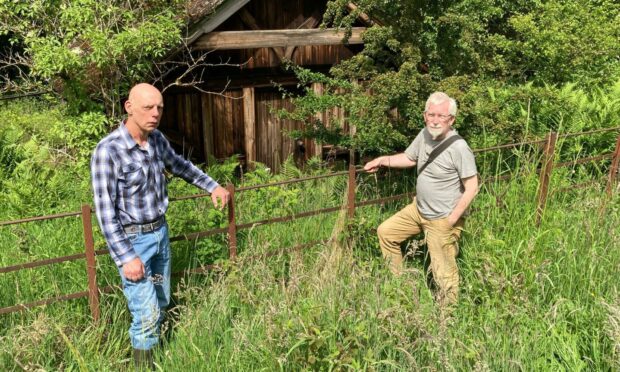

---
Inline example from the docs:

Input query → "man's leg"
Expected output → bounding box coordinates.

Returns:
[424,217,465,306]
[377,200,423,275]
[119,231,162,355]
[150,224,171,325]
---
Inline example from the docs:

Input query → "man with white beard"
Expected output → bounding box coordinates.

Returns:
[363,91,478,307]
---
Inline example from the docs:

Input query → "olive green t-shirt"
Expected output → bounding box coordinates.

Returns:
[404,128,477,220]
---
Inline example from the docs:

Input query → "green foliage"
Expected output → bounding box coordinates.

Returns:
[0,0,185,114]
[165,155,240,264]
[508,0,620,85]
[50,111,110,166]
[276,0,620,156]
[0,98,96,218]
[325,0,620,86]
[1,122,619,369]
[240,162,302,219]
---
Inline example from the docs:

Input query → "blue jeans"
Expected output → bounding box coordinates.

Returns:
[119,223,171,350]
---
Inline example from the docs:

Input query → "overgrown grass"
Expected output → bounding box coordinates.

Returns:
[1,98,619,370]
[1,156,618,370]
[150,167,619,370]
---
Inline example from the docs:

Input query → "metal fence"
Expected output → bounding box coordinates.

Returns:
[1,128,619,321]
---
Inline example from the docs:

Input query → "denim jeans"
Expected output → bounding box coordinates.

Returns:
[119,223,171,350]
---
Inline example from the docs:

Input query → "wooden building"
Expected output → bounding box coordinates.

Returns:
[158,0,368,171]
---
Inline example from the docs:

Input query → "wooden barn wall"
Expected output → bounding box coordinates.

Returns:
[239,44,356,69]
[203,90,245,159]
[160,88,319,171]
[217,0,325,31]
[160,93,204,160]
[160,91,245,163]
[254,87,312,172]
[159,0,359,171]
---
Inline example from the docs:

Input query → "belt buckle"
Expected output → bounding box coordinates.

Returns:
[146,218,161,233]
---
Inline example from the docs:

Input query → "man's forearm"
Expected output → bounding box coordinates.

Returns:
[377,153,417,169]
[449,175,479,223]
[98,213,138,267]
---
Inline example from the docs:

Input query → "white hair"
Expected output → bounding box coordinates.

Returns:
[424,92,457,116]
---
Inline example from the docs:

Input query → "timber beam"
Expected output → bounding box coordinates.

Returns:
[193,27,366,50]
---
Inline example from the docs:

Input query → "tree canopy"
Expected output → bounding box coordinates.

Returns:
[282,0,620,154]
[1,0,619,154]
[0,0,185,115]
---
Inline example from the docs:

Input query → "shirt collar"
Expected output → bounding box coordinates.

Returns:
[119,121,139,150]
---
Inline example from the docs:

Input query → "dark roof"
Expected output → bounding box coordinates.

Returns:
[184,0,251,44]
[186,0,226,23]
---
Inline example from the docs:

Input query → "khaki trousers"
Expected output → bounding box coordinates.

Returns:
[377,198,464,305]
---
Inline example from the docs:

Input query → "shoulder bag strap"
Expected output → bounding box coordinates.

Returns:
[417,134,463,175]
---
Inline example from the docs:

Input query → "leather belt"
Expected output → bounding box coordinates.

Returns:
[123,216,165,234]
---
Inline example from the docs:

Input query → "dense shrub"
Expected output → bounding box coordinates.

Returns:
[278,0,620,155]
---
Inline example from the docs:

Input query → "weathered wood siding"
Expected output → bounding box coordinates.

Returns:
[202,0,358,70]
[254,87,315,172]
[205,90,245,159]
[160,93,204,160]
[159,0,361,170]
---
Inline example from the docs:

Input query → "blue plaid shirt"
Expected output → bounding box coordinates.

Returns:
[91,122,219,267]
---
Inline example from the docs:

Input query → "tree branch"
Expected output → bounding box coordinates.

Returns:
[151,41,248,99]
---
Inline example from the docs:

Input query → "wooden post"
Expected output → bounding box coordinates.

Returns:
[226,184,237,260]
[81,204,100,322]
[201,94,215,164]
[243,87,256,169]
[311,82,324,159]
[606,134,620,198]
[536,132,558,226]
[347,163,356,219]
[349,120,356,165]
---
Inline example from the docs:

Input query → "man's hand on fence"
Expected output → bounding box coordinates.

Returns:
[122,257,145,282]
[363,157,383,173]
[211,186,230,209]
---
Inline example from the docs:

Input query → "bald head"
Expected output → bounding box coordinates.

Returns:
[128,83,162,102]
[124,83,164,140]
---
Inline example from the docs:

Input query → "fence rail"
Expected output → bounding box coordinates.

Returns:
[1,128,619,320]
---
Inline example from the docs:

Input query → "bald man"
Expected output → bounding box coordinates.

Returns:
[91,83,229,367]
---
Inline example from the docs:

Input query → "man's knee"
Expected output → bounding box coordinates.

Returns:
[134,303,161,327]
[377,221,393,240]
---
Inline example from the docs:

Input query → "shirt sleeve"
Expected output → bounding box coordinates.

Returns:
[404,130,424,162]
[156,131,220,193]
[91,144,137,267]
[452,141,478,179]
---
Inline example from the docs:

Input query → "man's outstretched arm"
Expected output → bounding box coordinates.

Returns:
[363,153,416,173]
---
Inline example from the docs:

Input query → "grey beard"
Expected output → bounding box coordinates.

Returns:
[428,127,443,140]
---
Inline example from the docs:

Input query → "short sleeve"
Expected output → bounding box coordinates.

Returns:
[404,130,425,162]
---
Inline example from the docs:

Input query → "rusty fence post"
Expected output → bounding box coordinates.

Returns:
[536,132,558,226]
[81,204,100,322]
[347,163,356,219]
[226,184,237,260]
[606,134,620,198]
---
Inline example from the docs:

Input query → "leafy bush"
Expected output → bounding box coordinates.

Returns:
[277,0,620,157]
[0,0,185,114]
[0,98,97,218]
